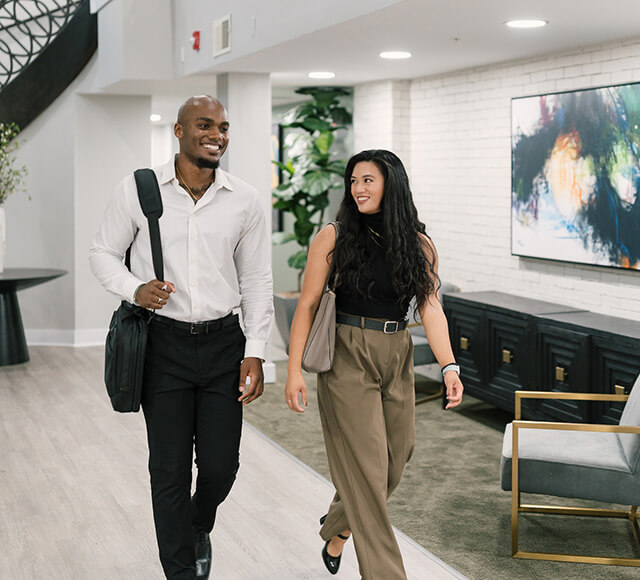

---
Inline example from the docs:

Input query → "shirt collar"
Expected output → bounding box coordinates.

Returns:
[157,156,234,192]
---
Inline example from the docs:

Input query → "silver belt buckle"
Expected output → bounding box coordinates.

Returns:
[190,322,207,334]
[383,320,399,334]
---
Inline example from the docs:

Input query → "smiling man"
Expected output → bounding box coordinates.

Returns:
[89,95,274,579]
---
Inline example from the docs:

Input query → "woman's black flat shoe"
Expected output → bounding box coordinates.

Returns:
[322,539,341,575]
[320,515,350,576]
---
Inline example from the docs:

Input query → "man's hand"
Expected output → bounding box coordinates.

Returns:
[238,357,264,406]
[135,279,176,309]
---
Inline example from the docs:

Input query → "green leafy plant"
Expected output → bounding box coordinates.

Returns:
[272,87,352,291]
[0,123,28,205]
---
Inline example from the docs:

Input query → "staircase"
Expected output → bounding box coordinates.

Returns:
[0,0,97,131]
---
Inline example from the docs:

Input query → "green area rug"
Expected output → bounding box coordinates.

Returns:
[244,363,638,579]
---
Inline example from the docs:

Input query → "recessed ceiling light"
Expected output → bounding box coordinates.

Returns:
[308,72,335,79]
[505,19,548,29]
[380,51,412,60]
[150,114,162,122]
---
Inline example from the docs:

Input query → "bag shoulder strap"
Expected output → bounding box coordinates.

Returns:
[328,221,339,290]
[125,169,164,282]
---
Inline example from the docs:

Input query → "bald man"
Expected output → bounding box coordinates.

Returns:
[90,96,274,579]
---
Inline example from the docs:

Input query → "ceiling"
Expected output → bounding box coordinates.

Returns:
[204,0,640,91]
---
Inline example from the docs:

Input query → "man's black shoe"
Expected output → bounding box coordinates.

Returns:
[193,526,212,580]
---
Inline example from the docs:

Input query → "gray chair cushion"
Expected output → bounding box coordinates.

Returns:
[619,375,640,471]
[412,334,436,365]
[500,423,640,506]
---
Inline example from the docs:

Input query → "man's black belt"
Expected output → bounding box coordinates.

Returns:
[336,313,408,334]
[151,312,238,334]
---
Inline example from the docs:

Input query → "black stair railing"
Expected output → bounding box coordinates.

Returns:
[0,0,97,131]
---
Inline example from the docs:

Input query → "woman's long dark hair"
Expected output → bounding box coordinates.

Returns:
[331,149,439,312]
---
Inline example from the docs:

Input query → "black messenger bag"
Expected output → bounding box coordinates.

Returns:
[104,168,164,413]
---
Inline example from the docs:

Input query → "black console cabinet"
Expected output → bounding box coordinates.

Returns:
[442,291,640,423]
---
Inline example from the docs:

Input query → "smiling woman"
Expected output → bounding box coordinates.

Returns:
[284,149,463,580]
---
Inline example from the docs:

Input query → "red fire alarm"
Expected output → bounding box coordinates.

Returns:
[191,31,200,51]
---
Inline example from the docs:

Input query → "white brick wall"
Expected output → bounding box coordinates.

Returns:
[353,80,412,176]
[354,81,394,152]
[354,38,640,321]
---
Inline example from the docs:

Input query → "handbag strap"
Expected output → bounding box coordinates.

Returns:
[125,169,164,282]
[328,221,339,291]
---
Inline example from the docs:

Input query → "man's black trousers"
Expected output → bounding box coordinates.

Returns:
[141,314,245,580]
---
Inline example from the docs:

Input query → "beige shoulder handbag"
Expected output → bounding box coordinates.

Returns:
[301,222,339,373]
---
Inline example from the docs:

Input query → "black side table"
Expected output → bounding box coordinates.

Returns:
[0,268,67,365]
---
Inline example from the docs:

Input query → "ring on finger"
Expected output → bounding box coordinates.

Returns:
[157,297,162,304]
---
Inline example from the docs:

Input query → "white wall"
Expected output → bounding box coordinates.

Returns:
[74,94,151,340]
[354,38,640,320]
[172,0,402,77]
[95,0,173,89]
[354,80,411,175]
[6,81,76,335]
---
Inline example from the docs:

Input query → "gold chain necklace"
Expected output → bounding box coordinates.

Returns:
[175,164,212,204]
[367,225,384,247]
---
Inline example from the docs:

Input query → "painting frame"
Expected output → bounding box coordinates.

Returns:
[510,81,640,272]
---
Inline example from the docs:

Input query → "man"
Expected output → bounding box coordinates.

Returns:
[90,95,274,579]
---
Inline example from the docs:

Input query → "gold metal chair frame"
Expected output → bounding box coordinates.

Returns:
[511,390,640,567]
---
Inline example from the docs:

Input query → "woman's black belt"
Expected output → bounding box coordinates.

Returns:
[151,312,238,334]
[336,313,408,334]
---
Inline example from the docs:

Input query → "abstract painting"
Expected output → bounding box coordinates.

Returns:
[511,83,640,270]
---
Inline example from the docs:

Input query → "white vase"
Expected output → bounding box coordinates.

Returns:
[0,206,5,273]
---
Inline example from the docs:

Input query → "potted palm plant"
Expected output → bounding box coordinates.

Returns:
[272,87,352,345]
[0,122,28,272]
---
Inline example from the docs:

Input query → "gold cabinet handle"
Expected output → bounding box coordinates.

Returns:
[460,336,469,351]
[555,366,567,382]
[615,384,628,395]
[502,348,513,364]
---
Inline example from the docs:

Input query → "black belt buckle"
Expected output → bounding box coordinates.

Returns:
[383,320,399,334]
[190,322,209,335]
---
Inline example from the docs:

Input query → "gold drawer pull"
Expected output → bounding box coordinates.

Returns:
[460,336,469,351]
[615,384,627,395]
[555,366,567,382]
[502,349,513,364]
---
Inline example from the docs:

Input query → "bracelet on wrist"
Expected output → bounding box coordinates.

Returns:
[441,363,460,378]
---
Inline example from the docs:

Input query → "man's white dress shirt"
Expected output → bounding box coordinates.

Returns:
[89,157,274,360]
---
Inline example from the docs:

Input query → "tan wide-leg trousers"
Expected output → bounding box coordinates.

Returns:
[317,321,415,580]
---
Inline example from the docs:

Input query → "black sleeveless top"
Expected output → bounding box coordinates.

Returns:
[335,213,408,320]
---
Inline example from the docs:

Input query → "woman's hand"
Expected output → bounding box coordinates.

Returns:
[444,372,463,409]
[285,370,308,413]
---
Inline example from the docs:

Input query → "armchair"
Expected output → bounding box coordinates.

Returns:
[500,377,640,566]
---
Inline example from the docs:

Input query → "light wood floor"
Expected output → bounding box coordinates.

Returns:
[0,346,464,579]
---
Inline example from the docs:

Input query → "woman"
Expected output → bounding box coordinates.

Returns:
[285,149,463,580]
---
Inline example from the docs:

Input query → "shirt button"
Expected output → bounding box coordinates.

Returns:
[191,282,196,287]
[194,305,199,310]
